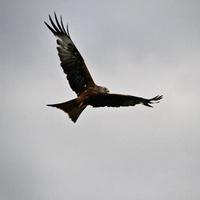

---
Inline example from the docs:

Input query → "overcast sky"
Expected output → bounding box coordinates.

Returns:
[0,0,200,200]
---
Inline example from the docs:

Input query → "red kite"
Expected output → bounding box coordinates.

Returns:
[45,13,162,123]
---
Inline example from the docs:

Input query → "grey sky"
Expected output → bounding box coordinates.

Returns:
[0,0,200,199]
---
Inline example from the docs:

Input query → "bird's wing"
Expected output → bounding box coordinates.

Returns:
[88,93,163,108]
[44,13,95,95]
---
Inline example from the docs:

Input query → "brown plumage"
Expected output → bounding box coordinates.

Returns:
[45,13,163,123]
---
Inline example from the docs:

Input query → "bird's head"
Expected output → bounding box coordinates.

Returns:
[96,85,110,93]
[102,86,110,93]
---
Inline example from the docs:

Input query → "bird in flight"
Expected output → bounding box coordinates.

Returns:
[45,13,163,123]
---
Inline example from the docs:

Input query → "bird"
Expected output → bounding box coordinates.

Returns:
[45,13,163,123]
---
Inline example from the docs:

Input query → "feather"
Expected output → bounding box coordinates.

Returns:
[45,13,163,123]
[44,13,95,94]
[88,94,163,108]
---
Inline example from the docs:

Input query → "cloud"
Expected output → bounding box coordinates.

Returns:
[0,0,200,199]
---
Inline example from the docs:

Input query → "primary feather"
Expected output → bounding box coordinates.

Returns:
[44,13,95,95]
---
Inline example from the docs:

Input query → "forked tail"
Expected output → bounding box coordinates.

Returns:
[47,98,86,123]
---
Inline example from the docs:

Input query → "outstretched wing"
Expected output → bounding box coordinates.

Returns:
[44,13,95,95]
[88,93,163,108]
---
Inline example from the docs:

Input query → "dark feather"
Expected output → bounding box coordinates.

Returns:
[88,93,163,108]
[54,12,63,33]
[44,13,95,95]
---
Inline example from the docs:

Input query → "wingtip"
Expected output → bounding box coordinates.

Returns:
[144,94,163,108]
[66,24,71,37]
[60,16,67,34]
[54,12,59,22]
[151,95,163,101]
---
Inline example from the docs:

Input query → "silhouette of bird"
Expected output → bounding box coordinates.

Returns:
[45,13,163,123]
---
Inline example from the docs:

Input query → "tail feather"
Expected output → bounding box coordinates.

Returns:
[47,98,86,123]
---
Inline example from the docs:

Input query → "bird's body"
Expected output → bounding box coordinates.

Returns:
[45,13,162,123]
